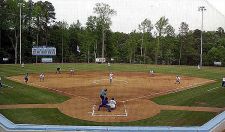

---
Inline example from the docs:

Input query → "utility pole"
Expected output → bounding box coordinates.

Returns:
[61,31,63,63]
[198,6,206,67]
[19,3,22,64]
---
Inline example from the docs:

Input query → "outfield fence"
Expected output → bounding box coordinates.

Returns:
[0,111,225,132]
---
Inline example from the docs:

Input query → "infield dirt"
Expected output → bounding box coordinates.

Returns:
[6,71,218,122]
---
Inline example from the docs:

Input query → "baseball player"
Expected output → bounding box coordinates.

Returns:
[0,77,2,88]
[56,67,61,74]
[39,73,45,82]
[197,65,201,70]
[98,97,111,112]
[107,98,117,110]
[175,75,181,84]
[222,76,225,87]
[24,73,29,84]
[21,63,24,68]
[109,72,113,84]
[69,69,75,75]
[149,70,154,76]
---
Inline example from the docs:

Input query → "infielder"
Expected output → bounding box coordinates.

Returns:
[149,70,154,76]
[175,75,181,84]
[69,69,75,75]
[109,72,113,84]
[24,73,29,84]
[39,73,45,82]
[56,67,61,74]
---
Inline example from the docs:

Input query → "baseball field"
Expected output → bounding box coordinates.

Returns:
[0,63,225,126]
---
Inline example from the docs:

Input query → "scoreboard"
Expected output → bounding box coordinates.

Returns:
[32,46,56,56]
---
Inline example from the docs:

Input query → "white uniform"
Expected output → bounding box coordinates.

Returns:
[70,69,75,75]
[108,99,116,109]
[150,70,154,76]
[176,76,181,83]
[40,73,45,81]
[109,73,113,84]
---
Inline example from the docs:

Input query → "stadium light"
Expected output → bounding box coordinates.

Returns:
[18,3,24,64]
[198,6,206,67]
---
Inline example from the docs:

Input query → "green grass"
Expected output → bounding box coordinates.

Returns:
[152,82,225,107]
[0,63,225,126]
[0,77,69,105]
[0,108,216,126]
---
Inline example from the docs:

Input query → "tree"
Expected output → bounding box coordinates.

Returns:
[56,21,68,63]
[165,25,175,37]
[138,18,153,63]
[155,16,169,64]
[178,22,189,65]
[33,1,55,45]
[93,3,116,59]
[5,0,28,64]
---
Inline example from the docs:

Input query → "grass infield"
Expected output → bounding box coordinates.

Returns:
[0,63,225,126]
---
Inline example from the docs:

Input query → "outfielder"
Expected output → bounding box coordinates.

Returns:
[222,76,225,87]
[0,77,2,88]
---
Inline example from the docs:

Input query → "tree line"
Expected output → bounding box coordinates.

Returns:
[1,0,225,66]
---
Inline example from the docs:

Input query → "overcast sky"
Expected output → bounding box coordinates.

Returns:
[33,0,225,33]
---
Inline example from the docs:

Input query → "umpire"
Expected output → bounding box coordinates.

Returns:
[100,88,107,101]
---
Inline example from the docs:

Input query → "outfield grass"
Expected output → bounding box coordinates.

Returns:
[0,78,69,105]
[152,82,225,107]
[0,63,224,126]
[0,108,216,126]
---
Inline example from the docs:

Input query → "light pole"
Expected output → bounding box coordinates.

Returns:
[198,6,206,67]
[18,3,23,64]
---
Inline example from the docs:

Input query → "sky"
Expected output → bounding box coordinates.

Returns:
[33,0,225,33]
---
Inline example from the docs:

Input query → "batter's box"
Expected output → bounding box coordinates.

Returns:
[91,102,128,117]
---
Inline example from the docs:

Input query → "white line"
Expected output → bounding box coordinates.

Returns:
[92,105,95,116]
[123,102,128,116]
[207,87,220,92]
